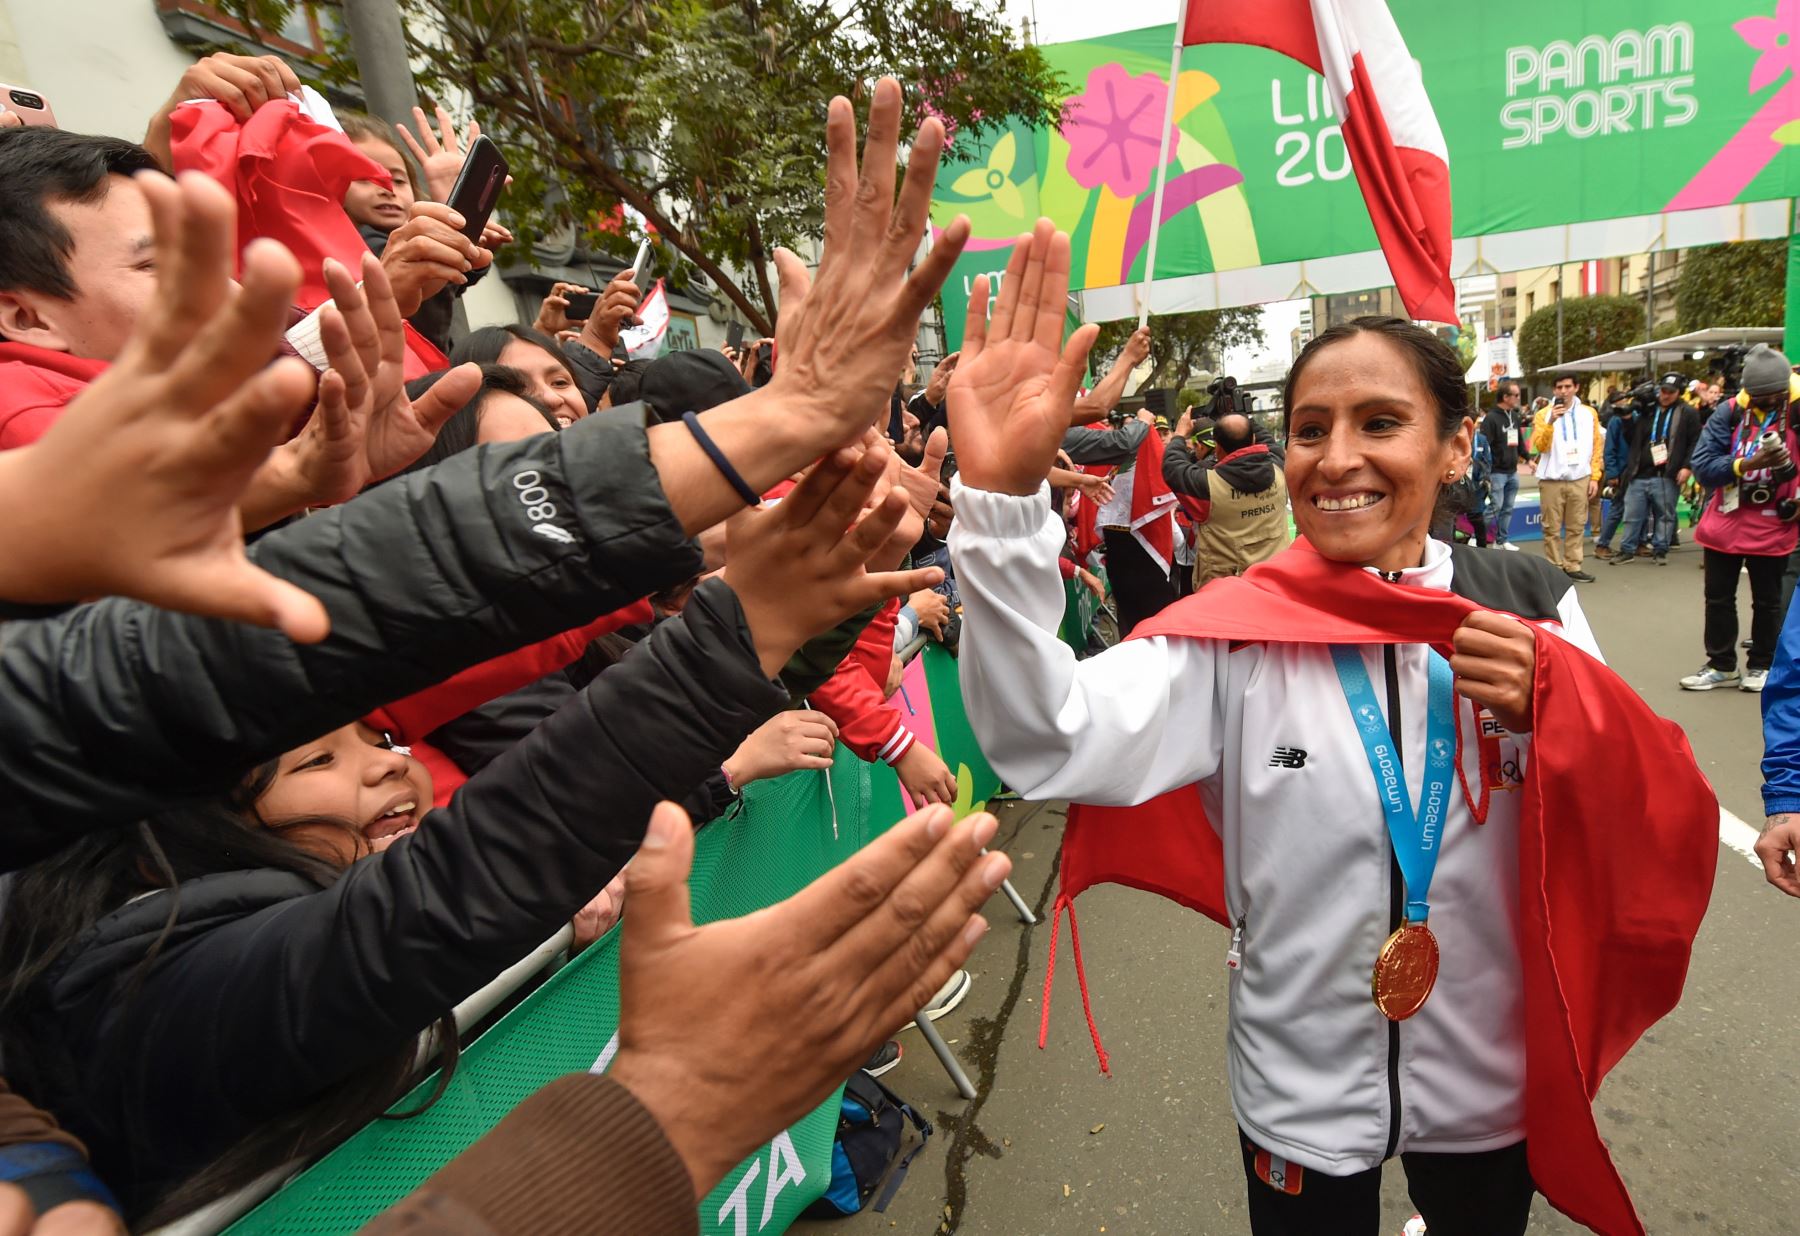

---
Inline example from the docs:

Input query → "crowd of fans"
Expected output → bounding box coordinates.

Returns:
[0,44,1795,1236]
[0,61,1023,1235]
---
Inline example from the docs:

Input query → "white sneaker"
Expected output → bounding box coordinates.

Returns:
[1500,543,1520,552]
[902,969,972,1026]
[1742,668,1769,692]
[1401,1216,1428,1236]
[1680,666,1741,691]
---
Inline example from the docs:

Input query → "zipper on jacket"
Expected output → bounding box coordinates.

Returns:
[1226,917,1245,971]
[1381,644,1404,1161]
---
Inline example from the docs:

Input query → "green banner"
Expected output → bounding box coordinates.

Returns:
[932,1,1800,346]
[226,644,1001,1236]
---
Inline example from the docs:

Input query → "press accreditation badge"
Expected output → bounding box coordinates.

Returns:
[1723,484,1741,514]
[1560,440,1581,465]
[1651,443,1669,467]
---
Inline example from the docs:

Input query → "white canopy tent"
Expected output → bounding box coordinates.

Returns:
[1625,327,1785,361]
[1543,349,1650,375]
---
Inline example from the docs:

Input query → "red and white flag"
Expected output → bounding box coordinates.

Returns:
[1127,427,1178,574]
[621,278,671,360]
[1182,0,1454,323]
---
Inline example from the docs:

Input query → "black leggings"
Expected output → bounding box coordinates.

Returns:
[1240,1131,1534,1236]
[1102,528,1177,636]
[1702,548,1787,672]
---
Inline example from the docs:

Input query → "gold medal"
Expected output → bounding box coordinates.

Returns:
[1371,923,1439,1021]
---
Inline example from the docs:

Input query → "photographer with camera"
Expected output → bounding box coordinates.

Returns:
[1163,397,1292,588]
[1681,344,1800,692]
[1610,374,1699,567]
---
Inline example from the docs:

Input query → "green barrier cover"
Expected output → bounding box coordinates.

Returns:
[1059,572,1105,653]
[930,1,1800,346]
[228,644,1002,1236]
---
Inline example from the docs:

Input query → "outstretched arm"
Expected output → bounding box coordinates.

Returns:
[945,222,1223,804]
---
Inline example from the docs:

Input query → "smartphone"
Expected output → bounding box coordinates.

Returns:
[628,236,653,284]
[445,134,507,244]
[563,290,599,320]
[0,85,56,128]
[726,321,746,350]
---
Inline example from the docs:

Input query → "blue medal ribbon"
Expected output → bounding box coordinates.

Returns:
[1329,646,1457,925]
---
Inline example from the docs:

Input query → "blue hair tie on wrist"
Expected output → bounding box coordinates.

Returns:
[682,411,762,507]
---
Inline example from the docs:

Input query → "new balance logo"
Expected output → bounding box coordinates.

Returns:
[532,522,575,544]
[1269,746,1308,769]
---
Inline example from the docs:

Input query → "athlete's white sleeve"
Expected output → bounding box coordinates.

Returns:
[947,477,1226,805]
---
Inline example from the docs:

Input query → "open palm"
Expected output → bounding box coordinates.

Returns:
[946,221,1098,497]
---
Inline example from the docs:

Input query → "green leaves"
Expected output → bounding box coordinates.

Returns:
[1516,294,1645,375]
[1676,239,1786,335]
[363,0,1063,330]
[1093,307,1264,393]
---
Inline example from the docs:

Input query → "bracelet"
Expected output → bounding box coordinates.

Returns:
[720,763,740,796]
[682,411,761,507]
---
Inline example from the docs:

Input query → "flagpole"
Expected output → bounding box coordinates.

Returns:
[1138,0,1194,329]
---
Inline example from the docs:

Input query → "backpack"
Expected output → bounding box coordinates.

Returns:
[1470,427,1493,487]
[801,1071,932,1218]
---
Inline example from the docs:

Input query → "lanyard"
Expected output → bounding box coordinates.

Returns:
[1557,404,1581,443]
[1651,407,1672,444]
[1330,646,1457,925]
[1733,408,1774,460]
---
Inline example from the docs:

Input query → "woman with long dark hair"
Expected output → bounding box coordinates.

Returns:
[942,224,1714,1236]
[452,325,588,428]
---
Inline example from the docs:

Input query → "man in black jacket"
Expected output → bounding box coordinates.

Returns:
[1481,381,1526,546]
[1612,375,1700,566]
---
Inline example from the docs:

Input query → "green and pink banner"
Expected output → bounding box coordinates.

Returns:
[931,1,1800,344]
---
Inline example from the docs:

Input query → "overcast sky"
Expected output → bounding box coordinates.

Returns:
[988,0,1312,378]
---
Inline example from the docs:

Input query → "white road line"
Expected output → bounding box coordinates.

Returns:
[1720,806,1765,870]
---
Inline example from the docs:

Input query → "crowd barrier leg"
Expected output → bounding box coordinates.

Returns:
[995,863,1036,925]
[916,1012,979,1100]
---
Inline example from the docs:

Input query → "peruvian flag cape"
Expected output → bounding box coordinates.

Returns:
[1182,0,1455,323]
[1126,426,1178,573]
[1045,539,1716,1236]
[171,98,450,379]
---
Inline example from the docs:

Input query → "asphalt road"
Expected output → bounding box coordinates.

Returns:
[794,537,1798,1236]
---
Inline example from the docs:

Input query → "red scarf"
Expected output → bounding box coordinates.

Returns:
[1044,540,1716,1236]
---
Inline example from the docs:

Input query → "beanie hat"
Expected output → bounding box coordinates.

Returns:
[1740,343,1791,397]
[638,349,752,424]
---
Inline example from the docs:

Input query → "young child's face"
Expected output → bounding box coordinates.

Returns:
[257,722,435,862]
[341,136,416,232]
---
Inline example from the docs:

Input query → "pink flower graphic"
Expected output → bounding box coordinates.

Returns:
[1668,1,1800,209]
[1735,0,1800,92]
[1062,63,1174,198]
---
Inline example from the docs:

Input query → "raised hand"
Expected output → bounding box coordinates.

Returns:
[579,270,643,357]
[0,171,327,640]
[721,438,944,676]
[146,53,300,166]
[923,351,961,406]
[380,202,484,316]
[395,104,482,205]
[533,280,589,336]
[761,78,969,451]
[609,800,1008,1198]
[252,253,480,521]
[947,219,1099,496]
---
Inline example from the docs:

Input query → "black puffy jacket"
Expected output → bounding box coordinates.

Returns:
[0,409,698,870]
[0,405,793,1211]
